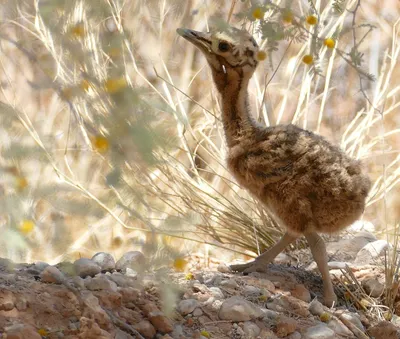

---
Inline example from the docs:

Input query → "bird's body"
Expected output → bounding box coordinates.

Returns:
[177,25,371,306]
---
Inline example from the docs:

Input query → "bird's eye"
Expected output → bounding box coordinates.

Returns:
[218,42,230,52]
[246,50,254,57]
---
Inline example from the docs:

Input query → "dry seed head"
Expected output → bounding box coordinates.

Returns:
[256,51,267,61]
[19,220,35,234]
[93,136,109,153]
[173,258,188,272]
[104,77,128,93]
[282,11,294,24]
[16,176,28,191]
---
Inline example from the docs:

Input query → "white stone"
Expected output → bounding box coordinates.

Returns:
[116,251,145,272]
[355,240,391,264]
[218,296,263,321]
[92,252,116,271]
[303,324,335,339]
[243,321,261,338]
[220,279,239,289]
[308,299,324,316]
[40,266,65,284]
[209,287,224,299]
[74,258,101,278]
[177,299,199,316]
[340,312,365,332]
[243,285,261,297]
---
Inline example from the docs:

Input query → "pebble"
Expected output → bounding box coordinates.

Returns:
[327,318,353,337]
[355,239,390,264]
[0,290,15,311]
[309,299,324,316]
[192,308,203,317]
[275,315,297,337]
[368,320,399,339]
[340,312,365,332]
[74,258,101,278]
[40,266,65,284]
[85,276,118,292]
[133,320,156,339]
[362,277,384,297]
[243,285,261,297]
[291,284,311,302]
[303,324,336,339]
[220,279,239,289]
[217,263,231,273]
[177,299,199,316]
[115,251,146,272]
[209,286,224,299]
[243,321,261,338]
[91,252,116,272]
[218,296,263,321]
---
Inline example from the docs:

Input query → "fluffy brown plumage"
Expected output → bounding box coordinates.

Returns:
[177,26,371,306]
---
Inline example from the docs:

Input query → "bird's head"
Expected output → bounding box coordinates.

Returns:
[177,26,259,91]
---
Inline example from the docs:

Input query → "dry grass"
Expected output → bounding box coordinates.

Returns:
[0,1,398,317]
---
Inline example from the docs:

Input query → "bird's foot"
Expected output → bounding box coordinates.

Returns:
[323,293,338,308]
[230,260,267,274]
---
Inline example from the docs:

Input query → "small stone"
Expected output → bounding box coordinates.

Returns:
[69,276,86,289]
[243,321,261,338]
[217,263,231,273]
[355,240,390,264]
[133,320,156,339]
[309,299,324,316]
[91,252,116,272]
[275,315,297,337]
[274,253,293,265]
[209,287,224,299]
[125,268,138,278]
[327,318,353,337]
[5,325,42,339]
[34,261,50,271]
[192,283,209,293]
[243,285,261,297]
[143,303,173,334]
[220,279,239,289]
[40,266,65,284]
[368,321,399,339]
[286,331,301,339]
[15,298,27,311]
[0,290,15,311]
[303,324,335,339]
[291,284,311,302]
[116,251,146,272]
[177,299,199,316]
[340,312,365,332]
[211,299,223,312]
[85,276,118,292]
[193,308,203,317]
[74,258,101,278]
[362,278,384,298]
[219,296,263,322]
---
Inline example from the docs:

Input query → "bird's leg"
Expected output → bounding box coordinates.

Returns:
[230,232,298,273]
[304,232,337,307]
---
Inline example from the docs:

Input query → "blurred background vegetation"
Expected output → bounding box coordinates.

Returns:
[0,0,398,271]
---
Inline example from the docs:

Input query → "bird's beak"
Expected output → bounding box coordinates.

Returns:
[176,28,212,54]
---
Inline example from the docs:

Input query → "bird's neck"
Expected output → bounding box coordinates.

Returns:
[215,72,257,148]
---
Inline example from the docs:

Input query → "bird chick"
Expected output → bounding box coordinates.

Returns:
[177,25,371,307]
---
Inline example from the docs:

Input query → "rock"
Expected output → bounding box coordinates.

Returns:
[309,299,324,316]
[192,283,209,293]
[5,324,42,339]
[116,251,146,272]
[208,286,224,299]
[15,297,27,311]
[274,253,293,265]
[276,295,310,317]
[276,315,297,337]
[220,279,239,289]
[362,277,384,297]
[355,240,390,264]
[177,299,199,316]
[327,318,353,337]
[40,266,65,284]
[81,291,112,329]
[243,321,261,338]
[340,312,365,332]
[85,276,118,292]
[217,263,231,273]
[218,296,263,322]
[74,258,101,278]
[193,308,203,317]
[142,302,173,333]
[92,252,116,272]
[286,332,301,339]
[291,284,311,302]
[0,290,15,311]
[349,220,375,233]
[303,324,335,339]
[69,276,86,289]
[79,316,113,338]
[243,285,261,297]
[34,261,50,271]
[368,321,399,339]
[133,320,156,339]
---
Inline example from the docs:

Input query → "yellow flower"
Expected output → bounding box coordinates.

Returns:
[200,330,211,338]
[173,258,187,272]
[282,11,294,24]
[38,328,48,337]
[252,7,265,20]
[320,312,331,322]
[185,272,194,280]
[16,176,28,191]
[20,220,35,234]
[93,135,109,153]
[80,80,91,91]
[302,54,314,65]
[108,47,122,58]
[324,38,335,49]
[306,15,318,25]
[104,77,128,94]
[256,51,267,61]
[69,23,85,38]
